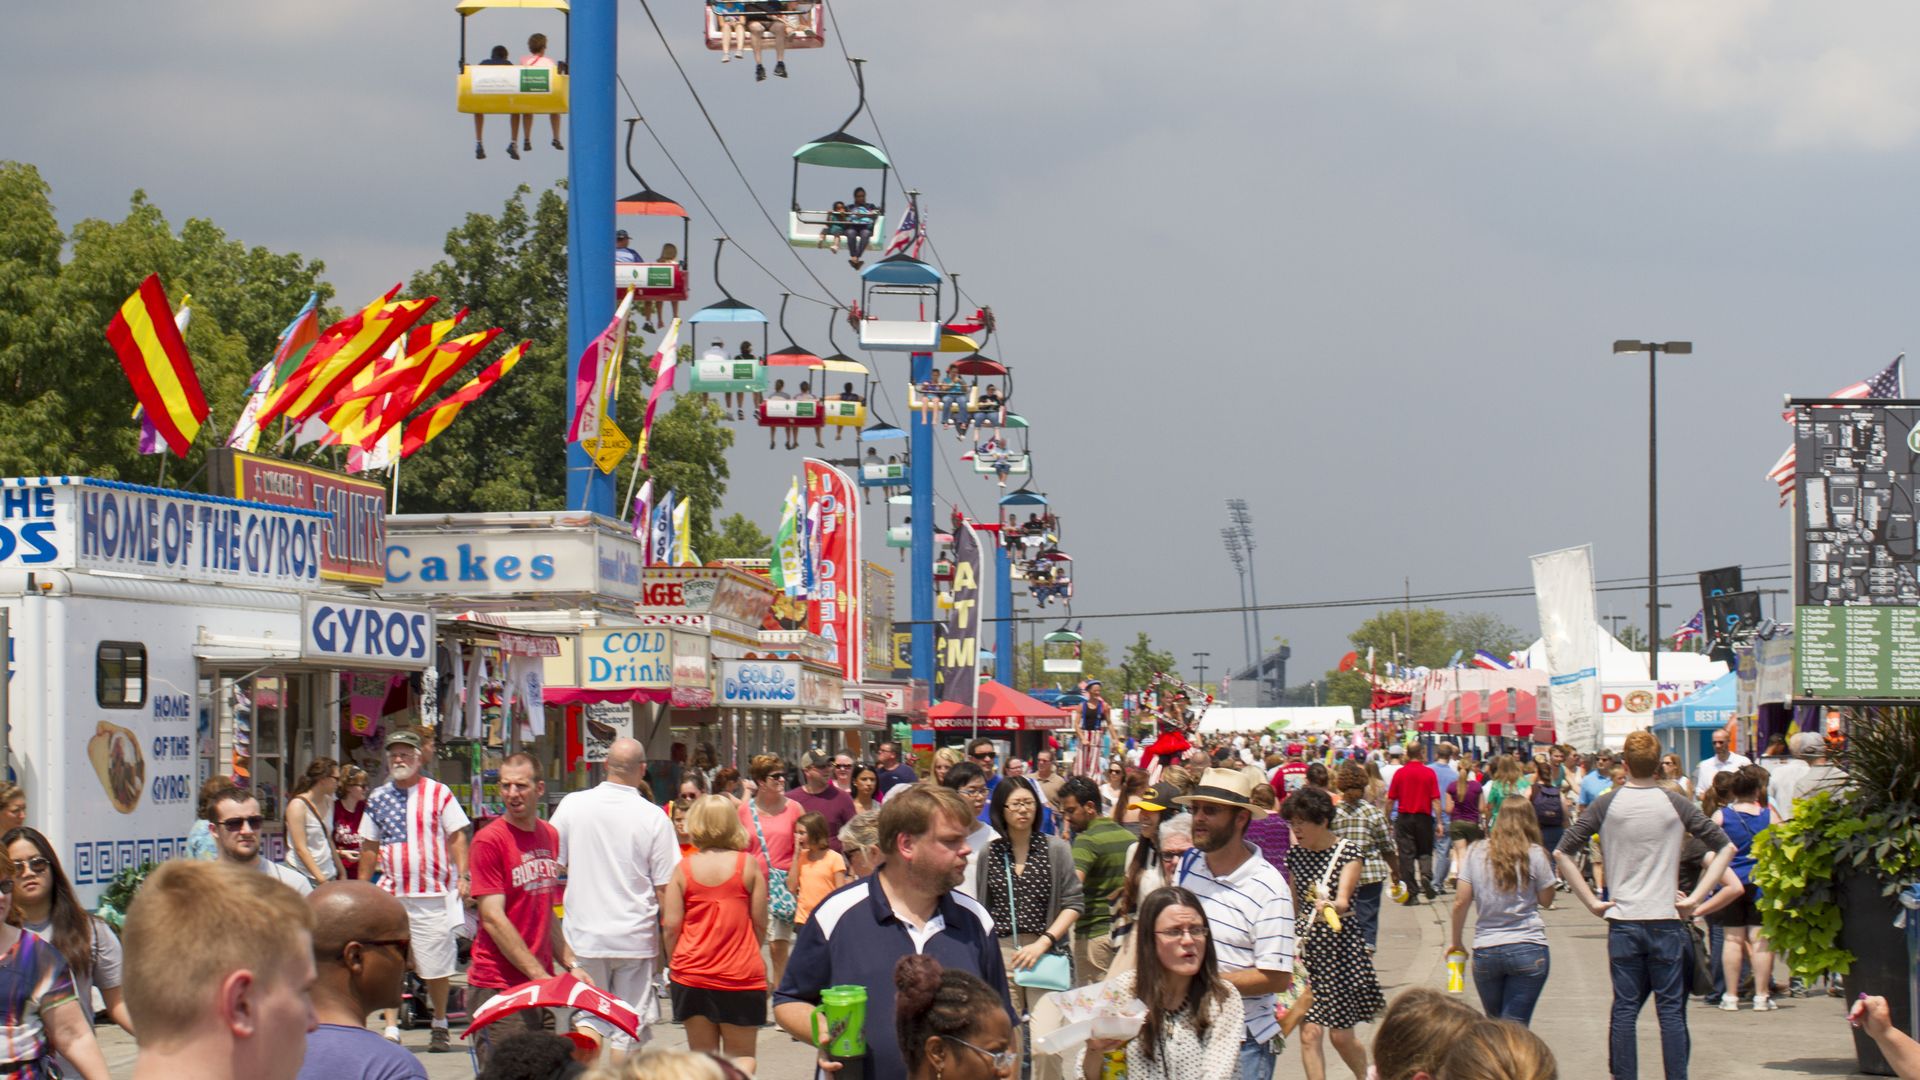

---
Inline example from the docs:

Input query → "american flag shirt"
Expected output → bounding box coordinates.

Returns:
[358,777,472,897]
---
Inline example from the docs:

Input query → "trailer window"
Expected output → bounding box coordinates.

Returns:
[96,643,147,709]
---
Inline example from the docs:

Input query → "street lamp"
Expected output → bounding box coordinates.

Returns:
[1193,651,1210,688]
[1613,339,1693,682]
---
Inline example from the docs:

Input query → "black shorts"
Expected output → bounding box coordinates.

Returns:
[670,981,768,1028]
[1712,889,1764,929]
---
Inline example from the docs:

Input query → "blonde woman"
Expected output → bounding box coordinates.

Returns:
[931,746,964,786]
[663,795,769,1073]
[1447,797,1555,1026]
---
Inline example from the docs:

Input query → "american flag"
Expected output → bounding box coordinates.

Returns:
[1768,356,1903,506]
[1471,649,1511,670]
[363,777,470,897]
[1670,609,1704,644]
[883,196,925,259]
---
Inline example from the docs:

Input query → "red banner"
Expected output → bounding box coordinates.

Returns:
[804,460,863,682]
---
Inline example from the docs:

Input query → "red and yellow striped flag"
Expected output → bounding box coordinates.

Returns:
[282,296,436,425]
[105,274,208,457]
[400,341,527,458]
[354,328,502,452]
[326,309,465,439]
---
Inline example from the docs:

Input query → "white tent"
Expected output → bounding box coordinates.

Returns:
[1519,625,1727,683]
[1197,706,1355,736]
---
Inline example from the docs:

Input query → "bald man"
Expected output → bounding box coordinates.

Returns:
[550,736,680,1059]
[296,881,425,1080]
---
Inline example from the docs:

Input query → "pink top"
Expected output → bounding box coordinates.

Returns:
[740,798,805,872]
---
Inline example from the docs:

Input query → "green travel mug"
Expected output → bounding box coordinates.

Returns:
[810,984,868,1080]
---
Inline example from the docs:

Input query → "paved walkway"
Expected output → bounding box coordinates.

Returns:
[92,886,1875,1077]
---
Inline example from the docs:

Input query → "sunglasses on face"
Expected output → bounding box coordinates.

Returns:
[11,858,48,876]
[972,752,996,761]
[219,816,266,832]
[355,938,411,963]
[834,764,853,771]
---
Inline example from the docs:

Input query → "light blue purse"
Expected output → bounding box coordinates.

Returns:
[1006,846,1073,992]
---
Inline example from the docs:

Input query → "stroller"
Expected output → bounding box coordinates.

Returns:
[396,936,472,1029]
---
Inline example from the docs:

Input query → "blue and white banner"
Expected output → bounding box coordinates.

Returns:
[1531,544,1602,751]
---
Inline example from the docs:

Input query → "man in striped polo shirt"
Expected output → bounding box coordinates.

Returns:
[357,728,471,1052]
[1175,767,1296,1080]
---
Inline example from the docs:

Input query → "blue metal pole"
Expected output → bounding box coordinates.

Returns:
[566,0,617,515]
[995,538,1015,688]
[910,350,935,691]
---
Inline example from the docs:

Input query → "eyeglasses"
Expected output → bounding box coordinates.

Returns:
[1155,926,1209,942]
[355,938,411,963]
[676,792,699,801]
[834,764,853,771]
[944,1035,1018,1072]
[972,753,997,762]
[11,858,49,875]
[218,816,266,832]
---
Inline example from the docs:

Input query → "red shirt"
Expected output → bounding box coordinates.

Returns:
[1278,762,1309,796]
[1387,759,1441,816]
[468,816,563,989]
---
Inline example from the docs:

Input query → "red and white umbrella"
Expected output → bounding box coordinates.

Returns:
[460,974,645,1042]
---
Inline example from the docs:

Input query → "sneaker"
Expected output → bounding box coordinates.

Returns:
[1717,995,1740,1011]
[429,1027,452,1053]
[1752,996,1779,1012]
[1425,884,1439,901]
[642,322,656,334]
[775,61,787,78]
[506,142,520,161]
[553,138,564,150]
[383,1026,402,1044]
[475,142,486,160]
[756,64,767,82]
[522,138,532,151]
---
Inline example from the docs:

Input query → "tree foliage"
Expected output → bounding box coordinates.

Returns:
[0,161,331,481]
[1118,632,1178,694]
[1319,608,1529,711]
[706,512,773,562]
[1011,637,1111,693]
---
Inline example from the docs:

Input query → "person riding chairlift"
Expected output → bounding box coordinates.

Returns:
[639,242,680,333]
[832,381,862,441]
[472,45,512,160]
[737,341,758,421]
[516,33,564,155]
[797,380,823,449]
[765,377,790,450]
[714,0,749,62]
[745,0,794,83]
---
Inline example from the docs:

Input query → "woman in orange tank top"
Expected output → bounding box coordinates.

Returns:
[662,795,770,1073]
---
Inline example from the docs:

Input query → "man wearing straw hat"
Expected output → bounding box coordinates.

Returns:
[1173,767,1297,1079]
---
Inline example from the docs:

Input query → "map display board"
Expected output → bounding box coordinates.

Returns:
[1792,401,1920,697]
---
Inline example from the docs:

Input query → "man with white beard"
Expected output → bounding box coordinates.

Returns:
[357,729,472,1052]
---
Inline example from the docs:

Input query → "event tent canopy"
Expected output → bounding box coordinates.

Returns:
[1196,706,1355,736]
[1651,670,1735,732]
[927,681,1074,731]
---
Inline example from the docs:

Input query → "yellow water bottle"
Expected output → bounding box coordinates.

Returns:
[1445,949,1467,993]
[1101,1048,1128,1079]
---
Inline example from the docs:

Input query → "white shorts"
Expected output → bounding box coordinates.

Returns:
[399,894,460,980]
[573,956,658,1051]
[768,916,795,943]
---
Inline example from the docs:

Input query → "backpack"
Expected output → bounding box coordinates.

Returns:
[1530,783,1566,827]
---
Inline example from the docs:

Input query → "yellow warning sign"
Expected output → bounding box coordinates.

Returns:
[582,419,631,473]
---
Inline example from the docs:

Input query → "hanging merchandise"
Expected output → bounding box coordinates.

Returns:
[513,655,547,738]
[465,646,488,740]
[230,682,253,783]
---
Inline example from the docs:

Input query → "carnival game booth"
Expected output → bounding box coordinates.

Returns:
[925,680,1073,762]
[0,477,434,904]
[1651,670,1737,775]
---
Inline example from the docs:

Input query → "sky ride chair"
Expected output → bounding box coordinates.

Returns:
[457,0,570,114]
[703,0,824,55]
[615,120,691,328]
[1044,626,1085,676]
[687,239,769,418]
[789,61,888,255]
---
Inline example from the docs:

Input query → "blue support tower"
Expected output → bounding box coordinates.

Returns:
[995,537,1015,688]
[910,350,936,690]
[565,0,618,515]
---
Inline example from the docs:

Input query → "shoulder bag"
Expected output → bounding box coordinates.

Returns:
[750,802,799,922]
[1005,843,1073,992]
[282,794,334,884]
[1279,839,1350,1037]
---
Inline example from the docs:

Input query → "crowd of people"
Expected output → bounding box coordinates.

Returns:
[0,712,1909,1080]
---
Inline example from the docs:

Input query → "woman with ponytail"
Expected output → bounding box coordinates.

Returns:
[894,954,1018,1080]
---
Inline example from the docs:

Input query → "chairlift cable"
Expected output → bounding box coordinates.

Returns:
[630,0,848,309]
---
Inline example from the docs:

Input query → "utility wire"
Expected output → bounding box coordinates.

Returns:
[631,0,848,309]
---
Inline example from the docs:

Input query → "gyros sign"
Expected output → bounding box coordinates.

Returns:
[301,599,434,669]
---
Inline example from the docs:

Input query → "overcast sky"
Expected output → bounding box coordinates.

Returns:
[19,2,1920,689]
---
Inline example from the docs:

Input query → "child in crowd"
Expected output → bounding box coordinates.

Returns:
[790,812,848,925]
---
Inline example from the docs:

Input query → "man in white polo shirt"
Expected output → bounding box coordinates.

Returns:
[1693,729,1751,795]
[1174,767,1296,1080]
[551,736,680,1060]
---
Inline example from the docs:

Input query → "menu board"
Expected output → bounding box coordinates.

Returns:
[1793,400,1920,698]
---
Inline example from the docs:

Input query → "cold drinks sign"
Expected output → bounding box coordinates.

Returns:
[0,477,327,590]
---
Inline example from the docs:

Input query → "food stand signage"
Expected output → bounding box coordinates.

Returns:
[216,450,387,585]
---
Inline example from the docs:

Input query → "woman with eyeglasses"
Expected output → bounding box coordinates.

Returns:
[0,847,112,1079]
[674,775,709,857]
[738,754,804,988]
[849,763,880,817]
[1082,886,1241,1079]
[1098,763,1125,814]
[7,826,134,1054]
[283,757,342,884]
[894,954,1018,1080]
[974,776,1082,1015]
[941,763,999,899]
[332,766,371,879]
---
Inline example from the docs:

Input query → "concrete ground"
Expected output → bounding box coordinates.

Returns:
[93,888,1876,1077]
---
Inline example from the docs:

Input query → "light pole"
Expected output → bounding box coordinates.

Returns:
[1193,651,1210,689]
[1613,339,1692,682]
[1222,527,1253,676]
[1228,499,1263,702]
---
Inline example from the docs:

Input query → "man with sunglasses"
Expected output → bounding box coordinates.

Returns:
[296,881,425,1080]
[965,739,1002,809]
[791,750,857,853]
[211,789,313,896]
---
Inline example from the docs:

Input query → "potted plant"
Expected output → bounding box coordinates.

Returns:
[1753,708,1920,1076]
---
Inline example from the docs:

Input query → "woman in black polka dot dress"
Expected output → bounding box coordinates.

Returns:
[1283,785,1386,1080]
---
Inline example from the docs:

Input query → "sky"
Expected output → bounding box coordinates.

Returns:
[17,1,1920,691]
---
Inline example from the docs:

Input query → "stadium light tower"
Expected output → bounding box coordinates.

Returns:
[1222,527,1253,676]
[1227,499,1264,702]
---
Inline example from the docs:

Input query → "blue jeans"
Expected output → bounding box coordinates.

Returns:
[1707,922,1725,998]
[1351,881,1384,949]
[1433,833,1452,885]
[1235,1032,1279,1080]
[1607,920,1693,1080]
[1470,941,1550,1025]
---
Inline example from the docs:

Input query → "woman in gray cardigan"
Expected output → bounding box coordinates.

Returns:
[975,775,1085,1015]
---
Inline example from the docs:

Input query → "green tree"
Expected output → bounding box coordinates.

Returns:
[1319,608,1531,712]
[706,512,772,562]
[1011,637,1111,691]
[1117,632,1177,696]
[0,161,331,481]
[1615,624,1649,652]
